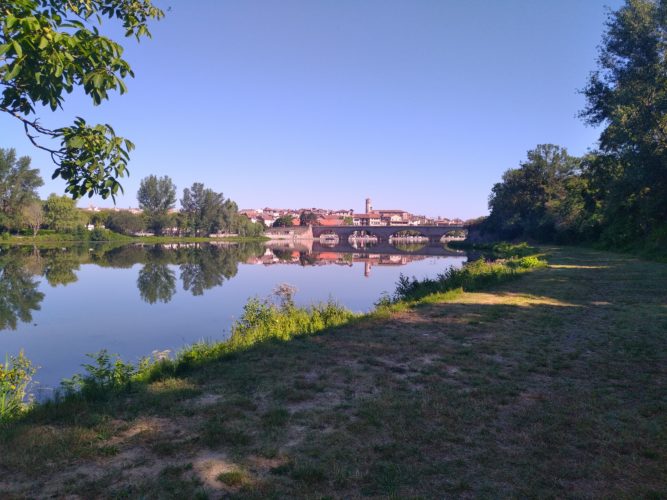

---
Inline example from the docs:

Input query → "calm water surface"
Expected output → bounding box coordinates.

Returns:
[0,242,467,391]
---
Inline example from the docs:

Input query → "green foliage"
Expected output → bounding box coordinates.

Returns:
[105,210,145,235]
[179,183,262,237]
[390,252,546,303]
[580,0,667,244]
[21,200,43,236]
[60,350,137,399]
[0,148,43,232]
[483,1,667,252]
[299,211,318,226]
[455,242,541,259]
[137,175,177,235]
[1,0,164,198]
[180,183,224,236]
[273,214,294,228]
[484,144,586,242]
[0,350,36,422]
[55,289,355,401]
[43,194,81,232]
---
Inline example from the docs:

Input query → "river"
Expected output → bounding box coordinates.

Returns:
[0,241,468,393]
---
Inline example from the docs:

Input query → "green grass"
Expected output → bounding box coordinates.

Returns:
[5,232,268,245]
[1,245,665,498]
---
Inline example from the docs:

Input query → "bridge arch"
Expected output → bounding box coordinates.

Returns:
[317,230,340,247]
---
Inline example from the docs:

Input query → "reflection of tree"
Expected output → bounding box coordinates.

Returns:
[180,246,237,296]
[272,248,293,261]
[42,248,81,286]
[0,257,44,330]
[137,263,176,304]
[393,242,427,253]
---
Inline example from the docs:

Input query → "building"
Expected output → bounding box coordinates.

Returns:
[352,213,383,226]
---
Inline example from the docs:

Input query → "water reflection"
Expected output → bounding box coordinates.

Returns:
[1,242,468,388]
[0,241,464,331]
[137,263,176,304]
[0,250,45,330]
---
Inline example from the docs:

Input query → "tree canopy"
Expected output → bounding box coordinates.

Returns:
[43,193,81,232]
[580,0,667,243]
[486,145,582,241]
[481,0,667,251]
[180,183,225,237]
[1,0,163,199]
[273,214,294,228]
[0,147,43,231]
[137,175,176,234]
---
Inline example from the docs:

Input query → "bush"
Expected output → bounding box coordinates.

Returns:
[390,251,546,303]
[60,350,137,399]
[0,351,36,422]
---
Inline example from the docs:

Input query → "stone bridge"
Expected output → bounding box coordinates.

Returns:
[311,225,466,243]
[312,240,464,256]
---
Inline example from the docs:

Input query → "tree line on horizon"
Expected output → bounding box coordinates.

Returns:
[479,0,666,255]
[0,151,263,238]
[2,0,664,252]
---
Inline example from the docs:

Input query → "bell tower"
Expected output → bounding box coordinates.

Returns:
[365,197,372,213]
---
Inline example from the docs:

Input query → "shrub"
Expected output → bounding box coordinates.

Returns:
[60,350,137,399]
[390,251,546,303]
[0,351,36,422]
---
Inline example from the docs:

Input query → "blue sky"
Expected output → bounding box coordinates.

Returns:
[1,0,622,219]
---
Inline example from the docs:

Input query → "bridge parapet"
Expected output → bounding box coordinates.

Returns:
[312,225,466,242]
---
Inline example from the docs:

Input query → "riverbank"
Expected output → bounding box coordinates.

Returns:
[1,246,665,497]
[2,234,269,246]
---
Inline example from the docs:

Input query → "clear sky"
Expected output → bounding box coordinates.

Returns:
[1,0,623,219]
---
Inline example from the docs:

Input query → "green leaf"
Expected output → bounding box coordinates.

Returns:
[11,41,22,58]
[4,63,22,81]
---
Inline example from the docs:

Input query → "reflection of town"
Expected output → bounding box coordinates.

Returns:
[0,241,466,331]
[246,242,464,278]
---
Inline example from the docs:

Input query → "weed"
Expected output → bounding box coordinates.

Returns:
[0,351,36,422]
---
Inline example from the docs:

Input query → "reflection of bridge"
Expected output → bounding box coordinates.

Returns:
[312,225,465,242]
[265,240,464,258]
[312,241,463,256]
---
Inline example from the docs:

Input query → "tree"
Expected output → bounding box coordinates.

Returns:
[137,175,176,235]
[581,0,667,242]
[486,144,581,240]
[44,193,81,232]
[300,211,318,226]
[273,214,294,227]
[1,1,164,199]
[180,183,225,236]
[22,200,43,236]
[0,148,43,231]
[106,210,144,235]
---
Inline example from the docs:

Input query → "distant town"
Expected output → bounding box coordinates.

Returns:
[239,198,467,227]
[82,198,467,228]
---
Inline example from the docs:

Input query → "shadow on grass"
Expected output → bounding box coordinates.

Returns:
[1,247,666,498]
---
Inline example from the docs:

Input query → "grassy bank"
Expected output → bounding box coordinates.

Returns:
[2,233,269,246]
[1,246,665,497]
